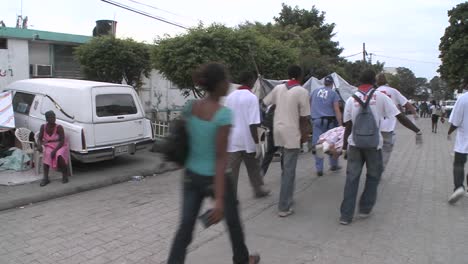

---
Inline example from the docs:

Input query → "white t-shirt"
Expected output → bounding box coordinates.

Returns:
[263,83,310,149]
[225,89,261,153]
[449,93,468,154]
[377,85,408,132]
[344,89,400,149]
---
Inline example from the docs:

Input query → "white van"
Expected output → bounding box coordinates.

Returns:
[5,79,154,163]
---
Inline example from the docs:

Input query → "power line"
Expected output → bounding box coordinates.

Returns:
[125,0,199,22]
[342,52,362,58]
[372,53,440,65]
[101,0,189,29]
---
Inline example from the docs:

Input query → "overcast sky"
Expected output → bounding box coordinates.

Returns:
[2,0,464,79]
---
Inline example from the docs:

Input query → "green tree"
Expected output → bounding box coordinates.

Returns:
[152,24,298,97]
[415,77,430,101]
[438,2,468,91]
[430,76,451,100]
[338,60,385,86]
[75,36,151,93]
[240,4,343,78]
[391,67,418,98]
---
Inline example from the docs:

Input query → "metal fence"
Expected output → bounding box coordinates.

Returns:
[152,121,169,138]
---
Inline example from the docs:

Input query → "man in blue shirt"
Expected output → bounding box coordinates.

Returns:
[310,76,343,176]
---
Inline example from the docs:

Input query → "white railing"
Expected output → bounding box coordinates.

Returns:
[152,121,169,138]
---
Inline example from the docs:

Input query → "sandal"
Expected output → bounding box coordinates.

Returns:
[40,179,50,187]
[249,254,260,264]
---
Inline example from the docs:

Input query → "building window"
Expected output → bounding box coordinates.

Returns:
[0,39,7,49]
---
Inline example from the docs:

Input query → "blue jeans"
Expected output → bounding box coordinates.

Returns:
[340,146,383,222]
[278,148,300,212]
[311,118,339,172]
[167,170,249,264]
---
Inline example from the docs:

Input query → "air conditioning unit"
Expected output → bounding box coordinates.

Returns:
[31,64,53,77]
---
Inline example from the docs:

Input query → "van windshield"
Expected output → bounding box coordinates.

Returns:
[96,94,138,117]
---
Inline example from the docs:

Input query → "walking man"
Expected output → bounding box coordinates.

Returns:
[376,73,418,170]
[310,75,343,176]
[263,65,311,217]
[339,69,422,225]
[225,71,270,198]
[447,91,468,204]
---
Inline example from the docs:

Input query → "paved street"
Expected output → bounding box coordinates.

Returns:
[1,119,467,264]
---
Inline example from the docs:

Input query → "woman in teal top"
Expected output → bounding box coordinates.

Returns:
[167,63,260,264]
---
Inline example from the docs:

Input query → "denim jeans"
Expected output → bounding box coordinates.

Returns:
[340,146,383,221]
[381,131,396,170]
[167,170,249,264]
[311,118,339,172]
[278,148,300,212]
[453,152,468,191]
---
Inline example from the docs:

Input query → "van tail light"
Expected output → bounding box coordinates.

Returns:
[81,129,86,150]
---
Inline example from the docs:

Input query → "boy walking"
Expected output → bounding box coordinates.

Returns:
[263,65,311,217]
[339,70,422,225]
[447,91,468,204]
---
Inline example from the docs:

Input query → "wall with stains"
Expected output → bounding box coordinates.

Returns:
[0,39,29,90]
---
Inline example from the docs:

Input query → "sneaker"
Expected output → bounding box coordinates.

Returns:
[317,171,323,177]
[330,166,342,172]
[358,211,372,219]
[448,187,465,204]
[278,208,294,217]
[339,218,351,225]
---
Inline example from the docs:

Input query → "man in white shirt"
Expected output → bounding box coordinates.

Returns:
[447,91,468,204]
[263,65,311,217]
[226,72,270,198]
[340,70,422,225]
[376,73,418,170]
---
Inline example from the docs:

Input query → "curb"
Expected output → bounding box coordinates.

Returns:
[0,163,181,212]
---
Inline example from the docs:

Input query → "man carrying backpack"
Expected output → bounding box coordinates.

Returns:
[339,69,422,225]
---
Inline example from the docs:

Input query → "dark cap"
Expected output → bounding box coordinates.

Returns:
[324,76,334,84]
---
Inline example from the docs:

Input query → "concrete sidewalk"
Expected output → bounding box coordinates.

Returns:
[0,150,178,211]
[0,119,466,264]
[187,119,467,263]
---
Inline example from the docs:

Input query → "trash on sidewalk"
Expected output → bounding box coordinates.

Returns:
[131,175,145,181]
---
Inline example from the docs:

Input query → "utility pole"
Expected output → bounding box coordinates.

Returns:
[369,53,373,64]
[362,43,366,62]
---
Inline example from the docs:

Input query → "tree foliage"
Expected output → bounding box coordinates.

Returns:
[386,67,417,98]
[336,60,385,86]
[152,24,297,97]
[240,4,343,78]
[430,76,451,100]
[75,36,151,92]
[438,2,468,91]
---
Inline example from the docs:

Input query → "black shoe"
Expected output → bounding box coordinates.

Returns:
[330,166,342,172]
[62,177,69,184]
[255,188,271,198]
[317,171,323,177]
[40,179,50,187]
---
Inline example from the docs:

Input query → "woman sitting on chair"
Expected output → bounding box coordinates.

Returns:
[38,110,70,186]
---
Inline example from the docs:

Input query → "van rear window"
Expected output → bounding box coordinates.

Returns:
[96,94,137,117]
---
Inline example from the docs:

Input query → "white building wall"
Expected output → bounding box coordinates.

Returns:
[0,39,29,90]
[140,70,195,121]
[29,42,50,65]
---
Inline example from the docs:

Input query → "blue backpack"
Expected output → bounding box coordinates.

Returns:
[352,89,379,148]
